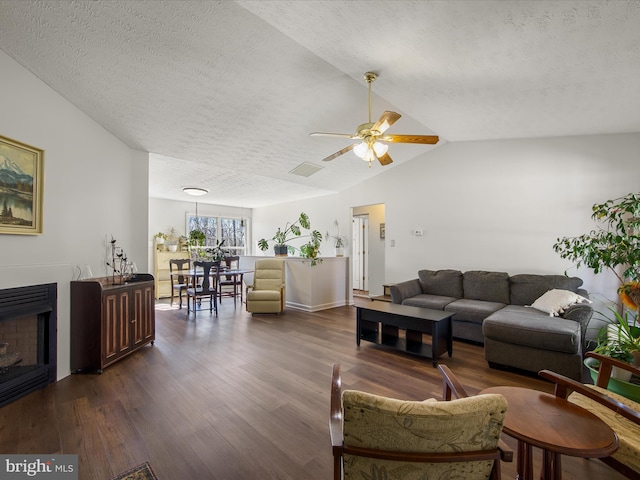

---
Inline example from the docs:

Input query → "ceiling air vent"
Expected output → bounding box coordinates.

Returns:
[289,162,323,177]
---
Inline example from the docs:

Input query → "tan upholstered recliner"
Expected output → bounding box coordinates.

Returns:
[246,259,285,313]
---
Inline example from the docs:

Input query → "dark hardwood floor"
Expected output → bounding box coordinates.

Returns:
[0,297,624,479]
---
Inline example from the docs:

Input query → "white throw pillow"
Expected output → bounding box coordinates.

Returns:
[529,289,592,317]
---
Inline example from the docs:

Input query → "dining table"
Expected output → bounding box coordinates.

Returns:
[176,267,253,304]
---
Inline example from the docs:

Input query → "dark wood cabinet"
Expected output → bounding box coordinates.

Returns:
[71,274,155,373]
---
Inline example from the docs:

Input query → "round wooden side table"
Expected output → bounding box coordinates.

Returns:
[481,386,618,480]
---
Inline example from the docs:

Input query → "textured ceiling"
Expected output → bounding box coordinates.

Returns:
[0,1,639,207]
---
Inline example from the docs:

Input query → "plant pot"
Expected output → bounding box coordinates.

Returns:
[612,366,633,382]
[274,245,288,256]
[155,237,165,245]
[634,351,640,367]
[167,244,178,252]
[335,247,345,257]
[584,357,640,402]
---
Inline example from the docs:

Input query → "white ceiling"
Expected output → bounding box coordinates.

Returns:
[0,1,639,207]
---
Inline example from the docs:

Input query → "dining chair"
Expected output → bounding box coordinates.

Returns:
[169,258,191,309]
[330,363,512,480]
[218,255,241,304]
[187,261,220,317]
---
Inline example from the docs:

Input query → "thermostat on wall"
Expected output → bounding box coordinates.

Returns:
[413,229,423,236]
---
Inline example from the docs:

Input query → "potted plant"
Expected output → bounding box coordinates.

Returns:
[553,192,640,309]
[326,219,348,257]
[299,230,323,266]
[154,232,167,245]
[593,306,640,365]
[204,239,227,262]
[258,212,313,256]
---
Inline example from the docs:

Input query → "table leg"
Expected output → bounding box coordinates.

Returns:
[431,322,439,367]
[525,444,533,480]
[539,449,562,480]
[516,440,525,479]
[356,309,361,346]
[517,441,534,480]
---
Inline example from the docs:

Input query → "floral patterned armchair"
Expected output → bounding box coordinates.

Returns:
[330,364,512,480]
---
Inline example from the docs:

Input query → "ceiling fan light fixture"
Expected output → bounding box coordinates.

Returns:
[182,187,209,196]
[363,148,375,164]
[373,142,388,156]
[353,142,368,158]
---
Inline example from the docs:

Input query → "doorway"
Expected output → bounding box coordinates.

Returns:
[351,203,385,298]
[352,215,369,294]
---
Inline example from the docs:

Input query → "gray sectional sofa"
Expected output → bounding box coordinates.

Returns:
[390,269,593,380]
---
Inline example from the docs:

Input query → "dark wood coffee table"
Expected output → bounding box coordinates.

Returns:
[480,386,618,480]
[356,302,453,367]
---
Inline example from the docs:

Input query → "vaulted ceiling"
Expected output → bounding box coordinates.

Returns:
[1,1,639,207]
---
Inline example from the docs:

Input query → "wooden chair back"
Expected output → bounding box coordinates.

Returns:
[539,352,640,479]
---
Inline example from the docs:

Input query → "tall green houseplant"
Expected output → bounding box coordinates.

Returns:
[553,192,640,309]
[258,212,312,256]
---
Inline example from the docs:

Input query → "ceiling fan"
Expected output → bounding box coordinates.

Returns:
[310,72,439,167]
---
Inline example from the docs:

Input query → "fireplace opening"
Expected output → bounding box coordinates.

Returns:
[0,283,57,408]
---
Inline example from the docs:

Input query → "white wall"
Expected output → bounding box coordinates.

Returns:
[0,50,146,379]
[252,194,348,257]
[252,133,640,305]
[343,133,640,303]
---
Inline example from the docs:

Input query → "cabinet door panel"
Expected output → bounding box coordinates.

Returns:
[102,290,130,365]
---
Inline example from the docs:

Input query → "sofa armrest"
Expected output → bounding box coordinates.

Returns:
[561,303,593,348]
[390,279,422,304]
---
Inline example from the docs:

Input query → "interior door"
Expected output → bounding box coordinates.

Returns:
[352,216,369,291]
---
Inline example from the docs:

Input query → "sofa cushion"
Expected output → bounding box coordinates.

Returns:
[529,289,591,316]
[463,271,510,304]
[444,299,506,325]
[403,294,457,310]
[418,269,463,297]
[483,305,581,354]
[510,274,584,306]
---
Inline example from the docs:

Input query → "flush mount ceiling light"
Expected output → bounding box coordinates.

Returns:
[182,187,209,196]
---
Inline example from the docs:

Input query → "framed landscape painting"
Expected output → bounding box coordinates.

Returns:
[0,135,44,235]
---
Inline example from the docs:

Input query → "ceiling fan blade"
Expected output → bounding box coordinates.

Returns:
[310,132,359,139]
[377,151,393,166]
[382,134,439,144]
[322,144,356,162]
[372,111,401,134]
